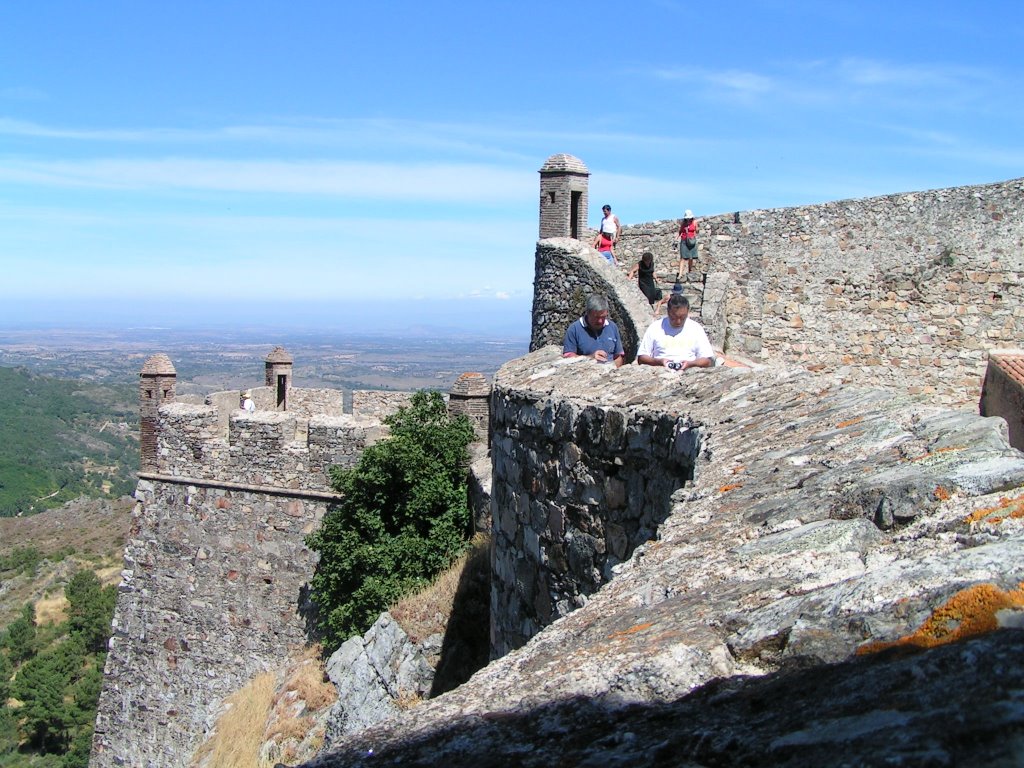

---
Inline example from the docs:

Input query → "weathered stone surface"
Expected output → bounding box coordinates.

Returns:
[323,613,437,748]
[299,347,1024,767]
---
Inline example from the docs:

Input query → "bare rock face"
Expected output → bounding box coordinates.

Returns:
[323,613,439,747]
[298,349,1024,767]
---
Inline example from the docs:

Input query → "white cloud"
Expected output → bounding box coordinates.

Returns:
[0,157,536,203]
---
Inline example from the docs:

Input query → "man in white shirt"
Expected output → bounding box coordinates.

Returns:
[637,294,714,371]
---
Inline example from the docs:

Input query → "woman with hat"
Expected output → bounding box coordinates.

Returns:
[677,209,698,277]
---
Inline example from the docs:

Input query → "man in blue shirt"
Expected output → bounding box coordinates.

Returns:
[562,294,625,367]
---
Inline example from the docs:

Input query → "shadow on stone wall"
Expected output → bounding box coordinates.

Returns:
[429,537,491,697]
[305,629,1024,767]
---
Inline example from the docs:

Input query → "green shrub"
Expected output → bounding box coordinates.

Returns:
[307,390,475,647]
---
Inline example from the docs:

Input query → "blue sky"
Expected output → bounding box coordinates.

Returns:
[1,1,1022,335]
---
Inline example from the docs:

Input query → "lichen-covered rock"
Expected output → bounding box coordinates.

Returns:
[299,347,1024,767]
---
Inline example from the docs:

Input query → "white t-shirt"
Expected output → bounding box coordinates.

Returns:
[638,317,714,363]
[600,213,618,236]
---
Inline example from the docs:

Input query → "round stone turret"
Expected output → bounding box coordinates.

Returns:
[264,346,293,411]
[139,353,177,471]
[539,154,590,240]
[448,372,491,444]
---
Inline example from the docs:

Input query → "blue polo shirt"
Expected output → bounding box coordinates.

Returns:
[563,317,625,361]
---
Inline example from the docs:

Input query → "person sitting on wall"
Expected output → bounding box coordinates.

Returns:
[627,251,667,314]
[562,293,625,367]
[637,293,714,371]
[241,390,256,412]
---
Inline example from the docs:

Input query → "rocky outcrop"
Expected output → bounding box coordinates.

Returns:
[322,613,439,748]
[299,347,1024,767]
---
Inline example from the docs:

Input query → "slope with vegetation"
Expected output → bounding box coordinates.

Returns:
[0,367,137,517]
[0,497,132,768]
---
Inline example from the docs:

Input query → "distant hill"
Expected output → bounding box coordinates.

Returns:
[0,366,138,517]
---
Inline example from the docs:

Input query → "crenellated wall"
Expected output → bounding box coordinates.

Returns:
[153,402,381,492]
[536,177,1024,407]
[94,376,385,767]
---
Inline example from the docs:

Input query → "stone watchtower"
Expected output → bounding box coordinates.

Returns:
[448,372,492,445]
[264,346,293,411]
[538,153,589,240]
[139,353,176,471]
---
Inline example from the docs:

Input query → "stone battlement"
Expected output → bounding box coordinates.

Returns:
[152,400,383,492]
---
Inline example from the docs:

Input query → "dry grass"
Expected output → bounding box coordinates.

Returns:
[190,671,278,768]
[389,533,490,643]
[33,593,68,625]
[276,647,335,720]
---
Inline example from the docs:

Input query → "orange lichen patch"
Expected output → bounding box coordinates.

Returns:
[836,417,863,429]
[857,582,1024,655]
[718,483,744,493]
[963,495,1024,525]
[934,486,952,501]
[731,465,746,475]
[608,622,654,640]
[909,444,967,462]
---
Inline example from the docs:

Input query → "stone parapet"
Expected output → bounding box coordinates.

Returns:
[154,403,381,493]
[488,345,1024,658]
[611,177,1024,407]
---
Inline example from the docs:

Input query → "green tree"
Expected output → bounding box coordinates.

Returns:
[3,602,38,664]
[65,570,116,652]
[0,648,11,702]
[307,390,475,646]
[11,635,86,753]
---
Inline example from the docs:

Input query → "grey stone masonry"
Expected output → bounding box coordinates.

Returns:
[153,403,381,492]
[608,177,1024,407]
[91,480,331,767]
[490,352,700,655]
[487,345,1024,658]
[530,237,656,364]
[351,390,417,420]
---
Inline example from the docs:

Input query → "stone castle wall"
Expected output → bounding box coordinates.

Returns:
[537,177,1024,406]
[490,356,700,655]
[351,390,418,420]
[486,342,1024,661]
[93,383,383,767]
[91,479,332,767]
[152,402,380,491]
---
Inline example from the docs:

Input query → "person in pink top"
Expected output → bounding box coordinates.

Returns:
[677,209,698,277]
